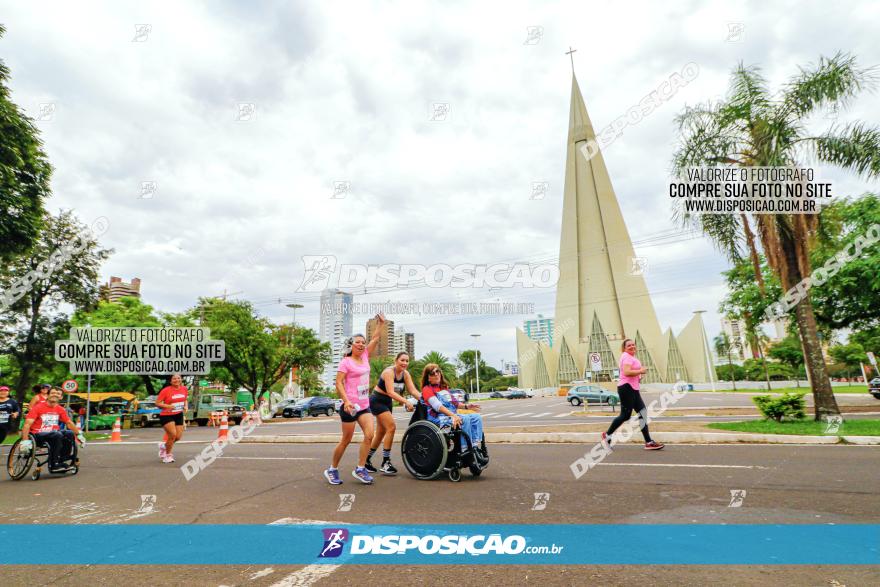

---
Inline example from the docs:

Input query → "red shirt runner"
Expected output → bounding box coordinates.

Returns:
[26,403,73,433]
[157,385,188,415]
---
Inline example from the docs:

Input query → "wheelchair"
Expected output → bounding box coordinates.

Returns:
[6,431,79,481]
[400,402,489,482]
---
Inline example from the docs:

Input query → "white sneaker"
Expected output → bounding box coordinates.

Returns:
[158,442,166,459]
[162,454,175,464]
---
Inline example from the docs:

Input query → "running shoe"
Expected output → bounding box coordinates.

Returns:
[158,442,166,459]
[352,467,374,484]
[364,458,378,473]
[379,460,398,476]
[644,440,665,450]
[600,432,613,451]
[162,453,175,463]
[324,468,343,485]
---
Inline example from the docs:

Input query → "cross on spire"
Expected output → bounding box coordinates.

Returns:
[565,46,577,73]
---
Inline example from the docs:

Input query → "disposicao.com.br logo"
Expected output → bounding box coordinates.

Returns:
[297,255,559,292]
[319,529,564,557]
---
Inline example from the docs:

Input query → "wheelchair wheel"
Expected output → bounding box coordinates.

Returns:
[31,468,41,481]
[448,468,461,482]
[6,438,35,481]
[401,421,448,480]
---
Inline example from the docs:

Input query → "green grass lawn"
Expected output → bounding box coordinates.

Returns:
[706,385,871,394]
[1,431,109,445]
[708,419,880,436]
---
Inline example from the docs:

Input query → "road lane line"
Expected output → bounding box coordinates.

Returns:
[596,463,768,469]
[532,412,552,418]
[509,412,533,418]
[554,413,570,418]
[217,457,317,460]
[265,518,342,587]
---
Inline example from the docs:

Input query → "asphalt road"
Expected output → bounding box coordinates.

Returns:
[2,440,878,586]
[107,392,878,438]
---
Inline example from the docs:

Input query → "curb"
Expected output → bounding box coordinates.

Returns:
[239,432,880,445]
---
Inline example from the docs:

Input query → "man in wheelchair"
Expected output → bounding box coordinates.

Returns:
[19,388,85,474]
[400,364,488,481]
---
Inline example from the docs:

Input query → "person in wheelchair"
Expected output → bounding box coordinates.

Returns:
[420,364,485,458]
[19,388,85,474]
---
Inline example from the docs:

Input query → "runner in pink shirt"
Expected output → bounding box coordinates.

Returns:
[601,338,664,451]
[324,314,387,485]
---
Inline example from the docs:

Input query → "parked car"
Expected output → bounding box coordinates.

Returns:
[566,385,619,407]
[869,377,880,400]
[282,396,337,418]
[134,400,161,427]
[506,389,531,399]
[271,399,300,418]
[489,391,507,399]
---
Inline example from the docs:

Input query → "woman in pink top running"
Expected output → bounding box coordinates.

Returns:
[601,338,664,451]
[324,314,387,485]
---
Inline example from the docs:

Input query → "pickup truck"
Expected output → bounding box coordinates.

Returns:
[187,392,244,426]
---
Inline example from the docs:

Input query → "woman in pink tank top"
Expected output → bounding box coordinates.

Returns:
[601,338,664,451]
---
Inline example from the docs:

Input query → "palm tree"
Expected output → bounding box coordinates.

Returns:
[672,53,880,419]
[713,333,738,391]
[409,351,456,386]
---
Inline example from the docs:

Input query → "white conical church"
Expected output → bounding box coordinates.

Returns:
[516,75,716,388]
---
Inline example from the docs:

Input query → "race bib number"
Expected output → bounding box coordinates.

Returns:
[394,383,404,393]
[357,383,369,399]
[171,402,185,413]
[0,413,9,423]
[39,414,59,432]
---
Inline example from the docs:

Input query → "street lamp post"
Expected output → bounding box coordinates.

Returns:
[286,303,304,399]
[470,334,481,396]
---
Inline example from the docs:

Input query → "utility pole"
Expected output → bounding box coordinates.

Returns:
[470,334,481,395]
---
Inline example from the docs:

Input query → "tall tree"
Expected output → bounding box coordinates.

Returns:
[200,298,330,404]
[0,210,111,403]
[673,53,880,418]
[0,24,52,260]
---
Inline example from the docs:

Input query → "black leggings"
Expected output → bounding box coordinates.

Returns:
[606,384,652,442]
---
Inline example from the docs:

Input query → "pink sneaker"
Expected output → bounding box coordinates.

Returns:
[158,442,166,459]
[162,454,175,463]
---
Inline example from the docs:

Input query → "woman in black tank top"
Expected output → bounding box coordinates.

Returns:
[366,352,423,475]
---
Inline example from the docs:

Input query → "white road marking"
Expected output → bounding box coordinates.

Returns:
[554,413,570,418]
[250,568,275,580]
[509,412,533,418]
[217,457,317,461]
[264,518,342,587]
[532,412,552,418]
[596,463,768,469]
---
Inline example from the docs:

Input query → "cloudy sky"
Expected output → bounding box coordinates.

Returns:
[2,1,878,368]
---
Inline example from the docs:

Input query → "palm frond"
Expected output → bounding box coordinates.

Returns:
[806,122,880,179]
[781,52,877,119]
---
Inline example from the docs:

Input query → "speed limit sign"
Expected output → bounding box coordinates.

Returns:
[62,379,78,393]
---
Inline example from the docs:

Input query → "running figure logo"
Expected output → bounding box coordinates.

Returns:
[137,494,157,514]
[728,489,746,508]
[532,492,550,511]
[298,255,338,292]
[824,415,843,434]
[337,494,355,512]
[318,528,349,558]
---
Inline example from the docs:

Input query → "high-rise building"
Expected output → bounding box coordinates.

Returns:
[720,317,753,361]
[101,276,142,302]
[404,332,415,358]
[516,74,716,388]
[366,317,395,358]
[320,289,353,387]
[523,315,554,347]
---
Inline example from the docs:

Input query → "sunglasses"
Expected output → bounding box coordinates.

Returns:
[429,370,441,375]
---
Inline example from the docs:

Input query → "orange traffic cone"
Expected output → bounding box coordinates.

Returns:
[110,418,122,442]
[218,412,229,441]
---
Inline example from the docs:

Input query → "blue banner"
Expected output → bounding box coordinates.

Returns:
[0,524,876,565]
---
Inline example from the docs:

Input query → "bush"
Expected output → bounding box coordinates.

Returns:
[752,392,806,422]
